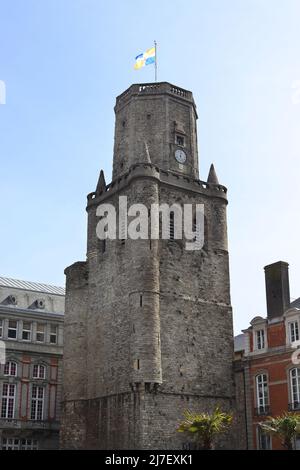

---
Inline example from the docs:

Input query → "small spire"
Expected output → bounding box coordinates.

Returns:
[96,170,106,194]
[207,164,219,184]
[143,141,152,164]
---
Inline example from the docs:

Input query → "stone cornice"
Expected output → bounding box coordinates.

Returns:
[87,163,228,210]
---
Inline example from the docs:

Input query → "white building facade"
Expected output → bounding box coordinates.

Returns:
[0,277,64,450]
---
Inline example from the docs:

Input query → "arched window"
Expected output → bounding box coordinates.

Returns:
[33,364,46,380]
[256,373,269,414]
[290,368,300,410]
[4,361,17,377]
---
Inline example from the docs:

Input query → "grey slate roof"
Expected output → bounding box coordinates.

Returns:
[290,297,300,309]
[234,333,246,352]
[0,276,65,296]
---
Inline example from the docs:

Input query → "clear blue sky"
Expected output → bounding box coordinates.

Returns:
[0,0,300,334]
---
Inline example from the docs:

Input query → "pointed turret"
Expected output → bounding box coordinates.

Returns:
[207,164,219,185]
[96,169,106,194]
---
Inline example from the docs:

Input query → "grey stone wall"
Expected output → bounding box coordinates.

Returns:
[112,83,198,179]
[61,172,236,449]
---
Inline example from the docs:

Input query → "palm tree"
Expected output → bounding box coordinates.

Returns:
[260,413,300,450]
[177,406,233,450]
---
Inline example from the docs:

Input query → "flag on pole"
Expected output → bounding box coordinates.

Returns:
[134,47,156,70]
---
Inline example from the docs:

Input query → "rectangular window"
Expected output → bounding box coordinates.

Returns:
[0,319,3,338]
[50,325,57,344]
[256,329,265,350]
[289,321,299,344]
[4,361,17,377]
[2,438,20,450]
[1,383,16,419]
[1,438,38,450]
[33,364,46,379]
[290,368,300,409]
[7,320,17,340]
[256,374,269,414]
[30,385,44,420]
[36,323,45,343]
[176,135,185,146]
[21,439,38,450]
[258,427,271,450]
[22,321,32,341]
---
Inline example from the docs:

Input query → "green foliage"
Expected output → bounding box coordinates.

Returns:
[177,406,233,450]
[260,412,300,450]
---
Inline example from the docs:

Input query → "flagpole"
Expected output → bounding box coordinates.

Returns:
[154,40,157,82]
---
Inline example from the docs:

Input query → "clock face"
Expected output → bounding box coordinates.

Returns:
[175,149,187,164]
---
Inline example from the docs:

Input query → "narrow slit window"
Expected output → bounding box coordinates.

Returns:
[169,212,175,241]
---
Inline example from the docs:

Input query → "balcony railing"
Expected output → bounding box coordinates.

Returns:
[0,418,60,430]
[288,402,300,411]
[255,406,270,416]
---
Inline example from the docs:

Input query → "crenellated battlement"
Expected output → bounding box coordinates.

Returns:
[115,82,196,111]
[87,162,227,207]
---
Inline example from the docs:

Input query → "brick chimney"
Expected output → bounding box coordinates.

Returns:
[264,261,290,319]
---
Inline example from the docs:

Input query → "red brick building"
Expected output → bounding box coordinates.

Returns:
[235,261,300,450]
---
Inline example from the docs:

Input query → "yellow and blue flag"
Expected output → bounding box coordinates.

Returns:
[134,47,156,70]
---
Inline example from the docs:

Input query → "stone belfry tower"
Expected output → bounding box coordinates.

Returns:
[60,82,235,449]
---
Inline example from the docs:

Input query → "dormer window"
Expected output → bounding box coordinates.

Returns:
[175,135,185,147]
[256,329,265,350]
[289,321,299,344]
